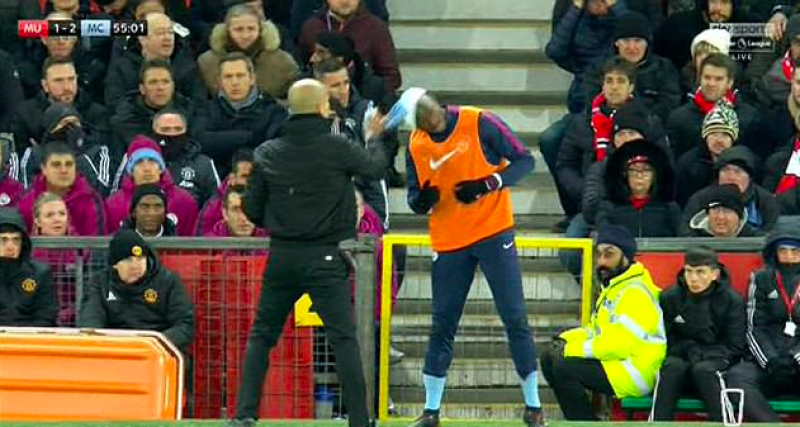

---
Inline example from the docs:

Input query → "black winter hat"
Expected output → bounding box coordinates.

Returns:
[714,145,756,177]
[43,103,80,134]
[613,101,650,137]
[108,229,148,266]
[596,224,637,261]
[94,0,116,6]
[703,183,744,215]
[316,31,355,61]
[131,184,167,213]
[614,12,651,42]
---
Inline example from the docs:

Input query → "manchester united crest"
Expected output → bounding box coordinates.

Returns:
[132,245,143,257]
[21,278,37,294]
[143,288,158,304]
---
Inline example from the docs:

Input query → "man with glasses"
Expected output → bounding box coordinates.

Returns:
[541,225,666,420]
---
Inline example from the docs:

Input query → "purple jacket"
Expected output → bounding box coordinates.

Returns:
[106,172,199,236]
[0,175,23,207]
[18,174,107,235]
[355,204,397,320]
[31,247,82,326]
[194,180,226,236]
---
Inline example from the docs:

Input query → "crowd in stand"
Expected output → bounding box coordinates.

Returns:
[545,0,800,242]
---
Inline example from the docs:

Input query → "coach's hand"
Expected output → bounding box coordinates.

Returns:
[454,174,502,204]
[410,181,440,213]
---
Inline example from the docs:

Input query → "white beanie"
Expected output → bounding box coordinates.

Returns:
[690,29,731,58]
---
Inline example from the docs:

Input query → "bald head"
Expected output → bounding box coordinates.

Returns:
[288,79,331,116]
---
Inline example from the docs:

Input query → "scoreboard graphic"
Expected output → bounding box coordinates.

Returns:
[18,19,148,38]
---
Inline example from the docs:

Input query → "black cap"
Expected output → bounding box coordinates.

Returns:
[108,229,148,266]
[714,145,756,177]
[131,184,167,213]
[613,101,650,137]
[614,12,651,42]
[43,103,80,134]
[316,31,355,61]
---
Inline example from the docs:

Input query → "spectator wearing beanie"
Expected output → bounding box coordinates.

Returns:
[104,12,205,107]
[684,146,779,234]
[78,229,195,353]
[667,53,763,160]
[749,15,800,111]
[298,0,401,92]
[680,29,731,96]
[120,183,177,237]
[19,102,116,197]
[17,142,107,236]
[596,139,681,237]
[197,4,298,100]
[675,101,740,206]
[543,224,665,421]
[653,0,752,70]
[684,183,761,237]
[580,11,681,122]
[106,135,198,236]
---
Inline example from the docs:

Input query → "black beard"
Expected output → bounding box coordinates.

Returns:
[597,263,627,285]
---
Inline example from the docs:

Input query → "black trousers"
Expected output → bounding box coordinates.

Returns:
[234,245,369,427]
[540,347,614,420]
[726,360,800,423]
[652,356,726,421]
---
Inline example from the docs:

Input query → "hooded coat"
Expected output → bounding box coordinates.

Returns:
[103,38,206,107]
[661,265,746,367]
[197,20,299,100]
[17,174,107,236]
[683,147,780,233]
[194,179,226,236]
[78,241,195,352]
[106,172,199,236]
[0,137,23,208]
[745,225,800,369]
[0,209,57,327]
[675,144,718,207]
[109,93,196,158]
[596,140,681,237]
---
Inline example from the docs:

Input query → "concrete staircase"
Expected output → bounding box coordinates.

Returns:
[385,0,582,420]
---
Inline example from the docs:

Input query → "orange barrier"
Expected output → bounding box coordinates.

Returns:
[0,327,183,421]
[637,252,764,296]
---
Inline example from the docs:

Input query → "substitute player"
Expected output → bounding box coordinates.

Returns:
[403,90,545,427]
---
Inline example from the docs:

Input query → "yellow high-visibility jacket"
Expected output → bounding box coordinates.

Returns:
[560,262,666,398]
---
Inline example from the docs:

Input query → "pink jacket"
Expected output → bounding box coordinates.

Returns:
[354,204,398,320]
[18,174,107,235]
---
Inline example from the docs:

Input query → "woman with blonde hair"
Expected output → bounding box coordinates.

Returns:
[31,192,81,326]
[197,4,298,99]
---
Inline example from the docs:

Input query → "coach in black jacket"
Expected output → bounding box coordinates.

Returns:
[653,247,745,421]
[228,79,386,427]
[78,230,195,352]
[0,208,57,327]
[726,225,800,422]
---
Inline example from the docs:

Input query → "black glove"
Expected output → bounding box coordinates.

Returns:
[454,174,501,204]
[551,338,566,359]
[687,346,704,365]
[410,181,440,214]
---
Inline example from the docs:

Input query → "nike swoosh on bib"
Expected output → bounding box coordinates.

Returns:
[429,149,460,171]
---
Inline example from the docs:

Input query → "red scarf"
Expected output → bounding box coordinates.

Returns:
[776,135,800,195]
[591,94,615,162]
[692,88,737,115]
[630,196,650,211]
[783,50,795,82]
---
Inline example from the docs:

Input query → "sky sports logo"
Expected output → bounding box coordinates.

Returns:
[710,23,775,61]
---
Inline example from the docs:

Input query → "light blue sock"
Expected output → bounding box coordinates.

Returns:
[423,374,446,411]
[521,371,541,408]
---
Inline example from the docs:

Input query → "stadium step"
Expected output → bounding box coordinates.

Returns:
[388,0,552,22]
